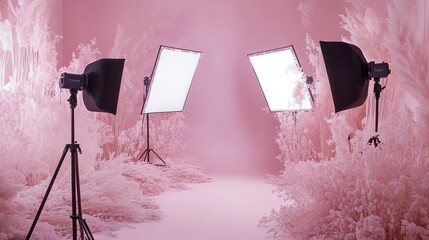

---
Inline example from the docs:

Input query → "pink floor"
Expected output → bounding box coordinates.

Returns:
[93,175,289,240]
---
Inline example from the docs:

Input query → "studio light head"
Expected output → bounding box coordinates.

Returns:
[60,72,95,90]
[319,41,391,113]
[370,61,391,79]
[320,41,391,142]
[59,58,125,115]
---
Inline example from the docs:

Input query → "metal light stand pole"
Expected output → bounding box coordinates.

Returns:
[368,77,384,147]
[137,76,166,165]
[26,89,93,240]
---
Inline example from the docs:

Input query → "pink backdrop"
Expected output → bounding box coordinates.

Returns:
[61,0,346,175]
[2,0,429,238]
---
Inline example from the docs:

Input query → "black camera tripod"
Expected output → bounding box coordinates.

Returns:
[26,89,93,240]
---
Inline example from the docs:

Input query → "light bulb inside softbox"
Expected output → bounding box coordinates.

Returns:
[248,45,313,112]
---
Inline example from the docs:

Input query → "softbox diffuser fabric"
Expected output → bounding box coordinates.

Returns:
[144,46,201,114]
[248,45,313,112]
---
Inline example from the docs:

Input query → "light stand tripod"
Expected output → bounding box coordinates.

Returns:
[26,89,93,240]
[367,77,385,147]
[367,60,391,147]
[137,76,166,166]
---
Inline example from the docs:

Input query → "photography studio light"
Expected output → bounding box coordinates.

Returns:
[60,58,125,114]
[320,41,391,145]
[138,45,201,165]
[27,58,125,240]
[144,45,202,113]
[248,45,313,112]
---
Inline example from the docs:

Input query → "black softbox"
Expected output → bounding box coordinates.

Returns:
[320,41,369,113]
[82,58,125,115]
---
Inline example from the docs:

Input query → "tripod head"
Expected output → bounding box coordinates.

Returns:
[140,76,152,115]
[144,76,151,87]
[67,89,79,109]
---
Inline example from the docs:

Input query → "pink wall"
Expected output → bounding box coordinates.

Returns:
[61,0,347,175]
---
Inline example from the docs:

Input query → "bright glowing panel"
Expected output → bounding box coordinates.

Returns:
[248,46,312,112]
[144,46,201,113]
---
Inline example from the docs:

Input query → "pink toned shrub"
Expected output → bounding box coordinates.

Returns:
[264,109,429,239]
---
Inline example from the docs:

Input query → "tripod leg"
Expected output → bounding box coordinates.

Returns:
[150,149,166,165]
[144,149,150,163]
[26,145,70,240]
[80,218,95,240]
[138,149,149,161]
[71,144,94,240]
[70,145,78,240]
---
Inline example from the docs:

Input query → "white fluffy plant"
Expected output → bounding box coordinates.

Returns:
[0,0,64,185]
[263,0,429,239]
[0,0,72,239]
